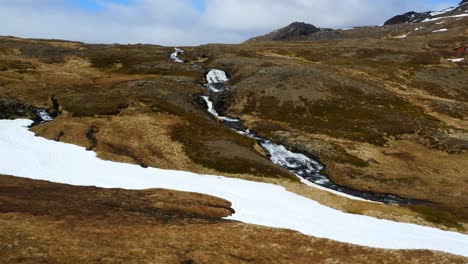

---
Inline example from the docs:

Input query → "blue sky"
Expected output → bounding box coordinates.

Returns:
[70,0,130,11]
[0,0,463,45]
[70,0,458,12]
[71,0,205,11]
[427,0,459,5]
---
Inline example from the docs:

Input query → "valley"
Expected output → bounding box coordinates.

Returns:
[193,62,431,204]
[0,1,467,261]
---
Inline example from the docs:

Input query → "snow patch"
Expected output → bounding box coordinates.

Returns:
[430,6,457,16]
[448,58,465,62]
[395,34,408,38]
[0,119,467,257]
[432,28,448,33]
[423,13,468,22]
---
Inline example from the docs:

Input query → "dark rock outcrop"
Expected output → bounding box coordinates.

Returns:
[384,11,431,25]
[0,99,37,120]
[384,1,468,25]
[246,22,321,42]
[270,22,320,41]
[0,98,56,125]
[20,45,77,63]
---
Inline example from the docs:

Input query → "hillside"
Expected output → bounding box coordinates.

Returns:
[2,175,466,263]
[245,22,322,43]
[384,0,468,25]
[245,1,468,43]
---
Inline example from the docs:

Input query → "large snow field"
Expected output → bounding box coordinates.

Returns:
[0,119,467,257]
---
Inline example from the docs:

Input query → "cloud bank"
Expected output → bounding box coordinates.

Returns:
[0,0,460,45]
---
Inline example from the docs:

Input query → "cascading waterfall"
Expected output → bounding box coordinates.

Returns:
[202,69,433,204]
[171,50,428,205]
[170,48,184,63]
[36,109,53,123]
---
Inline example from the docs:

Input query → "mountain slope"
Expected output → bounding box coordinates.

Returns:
[1,1,468,261]
[245,1,468,42]
[1,25,468,261]
[245,22,321,43]
[384,0,468,25]
[1,19,468,231]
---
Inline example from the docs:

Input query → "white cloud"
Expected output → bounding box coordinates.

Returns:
[0,0,460,45]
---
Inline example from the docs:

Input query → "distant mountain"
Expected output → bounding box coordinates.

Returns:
[245,22,321,43]
[245,1,468,43]
[384,0,468,25]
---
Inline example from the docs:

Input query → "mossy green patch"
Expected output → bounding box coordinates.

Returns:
[148,95,295,179]
[409,205,463,230]
[242,85,441,146]
[86,45,200,78]
[58,92,129,117]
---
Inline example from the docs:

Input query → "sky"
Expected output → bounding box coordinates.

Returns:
[0,0,461,46]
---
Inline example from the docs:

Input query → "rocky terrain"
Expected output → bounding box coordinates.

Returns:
[0,1,467,262]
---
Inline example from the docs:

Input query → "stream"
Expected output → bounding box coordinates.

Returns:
[171,48,428,205]
[36,109,53,123]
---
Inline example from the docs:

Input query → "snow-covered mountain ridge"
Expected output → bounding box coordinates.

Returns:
[384,0,468,25]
